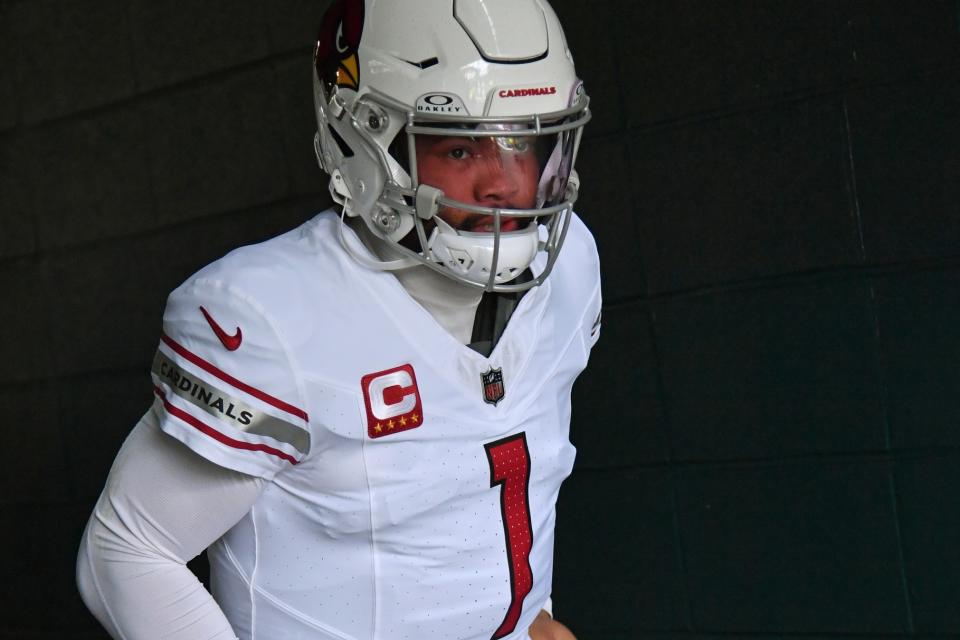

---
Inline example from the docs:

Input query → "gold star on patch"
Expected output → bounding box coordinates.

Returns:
[388,420,395,429]
[399,416,407,426]
[411,413,419,423]
[374,423,382,433]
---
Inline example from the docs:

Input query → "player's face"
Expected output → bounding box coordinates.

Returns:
[415,135,539,232]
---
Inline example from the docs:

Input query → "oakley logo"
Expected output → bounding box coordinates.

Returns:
[424,94,453,106]
[416,93,466,114]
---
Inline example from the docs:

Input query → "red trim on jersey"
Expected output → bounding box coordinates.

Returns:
[154,386,298,466]
[160,333,308,421]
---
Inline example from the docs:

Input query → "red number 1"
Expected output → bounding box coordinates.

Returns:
[485,433,534,640]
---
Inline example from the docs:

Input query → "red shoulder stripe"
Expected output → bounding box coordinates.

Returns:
[160,333,308,421]
[154,386,298,466]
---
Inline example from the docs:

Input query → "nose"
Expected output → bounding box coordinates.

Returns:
[473,149,519,206]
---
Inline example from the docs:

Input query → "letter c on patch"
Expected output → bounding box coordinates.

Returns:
[361,364,424,438]
[367,370,416,419]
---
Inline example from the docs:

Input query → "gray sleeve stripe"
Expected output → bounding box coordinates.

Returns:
[151,351,311,454]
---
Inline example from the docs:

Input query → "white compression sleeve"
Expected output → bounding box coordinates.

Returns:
[77,406,264,639]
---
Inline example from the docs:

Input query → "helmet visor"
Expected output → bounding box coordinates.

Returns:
[409,121,577,230]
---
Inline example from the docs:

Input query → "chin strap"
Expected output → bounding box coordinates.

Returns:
[337,209,419,272]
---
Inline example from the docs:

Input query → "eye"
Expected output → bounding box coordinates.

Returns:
[447,147,471,160]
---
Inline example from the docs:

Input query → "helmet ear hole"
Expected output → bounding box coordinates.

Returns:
[387,133,410,174]
[328,125,354,158]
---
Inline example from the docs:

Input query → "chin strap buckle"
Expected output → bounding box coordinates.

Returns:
[414,184,443,220]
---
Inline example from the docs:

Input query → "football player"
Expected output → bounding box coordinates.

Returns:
[77,1,598,639]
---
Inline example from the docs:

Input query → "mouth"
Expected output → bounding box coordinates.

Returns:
[467,215,521,233]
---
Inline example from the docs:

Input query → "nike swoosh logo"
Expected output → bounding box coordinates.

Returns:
[199,306,242,351]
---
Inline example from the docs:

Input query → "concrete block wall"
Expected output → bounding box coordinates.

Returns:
[554,1,960,638]
[0,1,332,637]
[0,1,957,638]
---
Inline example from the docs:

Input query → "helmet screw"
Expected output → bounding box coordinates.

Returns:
[377,211,400,233]
[367,114,381,130]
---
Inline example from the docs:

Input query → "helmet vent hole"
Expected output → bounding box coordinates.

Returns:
[404,57,439,70]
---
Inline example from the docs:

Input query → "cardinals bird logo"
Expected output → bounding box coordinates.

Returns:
[314,0,364,91]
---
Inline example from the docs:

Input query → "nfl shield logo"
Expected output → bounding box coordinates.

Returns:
[481,367,505,406]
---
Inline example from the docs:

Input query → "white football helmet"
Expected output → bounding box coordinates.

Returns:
[313,0,590,292]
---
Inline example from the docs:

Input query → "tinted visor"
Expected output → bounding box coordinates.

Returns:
[410,121,577,214]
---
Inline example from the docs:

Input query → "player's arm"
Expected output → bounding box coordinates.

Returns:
[78,277,309,638]
[148,278,311,478]
[528,609,577,640]
[77,412,262,639]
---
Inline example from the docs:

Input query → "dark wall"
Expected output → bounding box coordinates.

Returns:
[554,1,960,638]
[0,2,332,637]
[0,1,957,639]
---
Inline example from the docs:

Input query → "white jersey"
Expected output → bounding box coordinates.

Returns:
[149,210,602,640]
